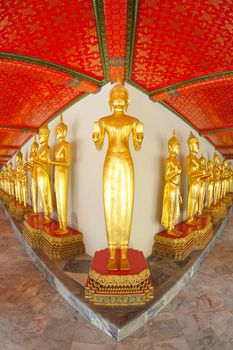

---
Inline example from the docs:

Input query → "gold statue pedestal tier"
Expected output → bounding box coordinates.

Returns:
[22,213,85,259]
[153,216,213,261]
[223,194,233,207]
[8,200,32,220]
[85,249,153,306]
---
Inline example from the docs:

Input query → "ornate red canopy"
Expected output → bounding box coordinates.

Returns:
[0,0,232,161]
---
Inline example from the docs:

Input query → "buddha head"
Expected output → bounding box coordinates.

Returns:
[213,153,220,165]
[187,131,199,154]
[8,162,13,171]
[222,159,227,169]
[199,153,206,167]
[31,136,39,156]
[56,115,67,141]
[207,160,213,171]
[168,130,180,156]
[109,81,129,112]
[39,123,50,144]
[16,150,23,164]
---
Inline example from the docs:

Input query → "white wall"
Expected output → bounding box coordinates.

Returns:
[9,83,225,257]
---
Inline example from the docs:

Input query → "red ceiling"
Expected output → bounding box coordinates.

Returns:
[131,0,232,92]
[1,0,104,80]
[0,0,232,162]
[158,76,233,131]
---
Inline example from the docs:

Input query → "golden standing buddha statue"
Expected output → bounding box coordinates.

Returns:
[49,115,70,234]
[229,163,233,193]
[8,162,15,197]
[25,137,39,215]
[34,124,52,224]
[161,130,182,235]
[197,154,208,216]
[22,157,28,208]
[213,153,221,205]
[15,150,23,205]
[221,160,228,199]
[186,132,203,224]
[93,82,144,270]
[206,160,214,208]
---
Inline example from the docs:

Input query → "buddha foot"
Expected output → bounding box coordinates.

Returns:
[167,228,183,237]
[40,218,51,225]
[107,257,118,270]
[120,257,130,270]
[54,228,68,235]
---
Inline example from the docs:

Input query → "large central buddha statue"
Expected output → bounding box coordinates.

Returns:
[93,82,144,270]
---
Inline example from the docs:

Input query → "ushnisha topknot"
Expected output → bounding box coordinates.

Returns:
[187,131,198,144]
[32,135,39,148]
[168,129,179,147]
[57,114,67,134]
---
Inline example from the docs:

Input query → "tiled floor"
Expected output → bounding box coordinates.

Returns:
[0,209,233,350]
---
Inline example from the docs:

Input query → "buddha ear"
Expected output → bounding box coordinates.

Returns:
[109,100,112,112]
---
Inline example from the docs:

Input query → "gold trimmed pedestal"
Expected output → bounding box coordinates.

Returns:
[22,213,85,259]
[85,248,153,306]
[153,216,213,261]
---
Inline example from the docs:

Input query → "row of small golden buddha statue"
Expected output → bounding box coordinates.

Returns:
[0,115,70,235]
[162,130,233,236]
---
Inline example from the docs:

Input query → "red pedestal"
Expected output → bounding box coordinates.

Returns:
[85,248,153,306]
[23,213,85,259]
[153,216,213,261]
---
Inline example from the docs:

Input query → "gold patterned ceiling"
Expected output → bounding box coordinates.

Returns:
[0,0,232,163]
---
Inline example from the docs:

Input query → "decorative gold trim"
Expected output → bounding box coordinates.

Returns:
[88,268,151,287]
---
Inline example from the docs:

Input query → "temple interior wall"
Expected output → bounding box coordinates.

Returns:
[13,83,225,257]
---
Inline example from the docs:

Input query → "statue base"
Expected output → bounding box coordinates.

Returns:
[153,216,213,261]
[22,213,85,259]
[223,194,233,207]
[85,248,153,306]
[8,200,32,219]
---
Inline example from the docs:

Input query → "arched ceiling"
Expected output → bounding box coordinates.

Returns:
[0,0,232,165]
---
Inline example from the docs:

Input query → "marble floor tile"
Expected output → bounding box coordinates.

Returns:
[1,206,233,349]
[185,327,226,350]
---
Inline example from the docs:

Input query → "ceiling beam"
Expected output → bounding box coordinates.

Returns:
[0,126,37,134]
[216,145,233,150]
[0,145,19,149]
[200,127,233,136]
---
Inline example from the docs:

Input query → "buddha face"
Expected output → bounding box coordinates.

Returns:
[169,141,180,156]
[200,158,206,167]
[109,86,128,111]
[207,161,213,171]
[189,140,199,154]
[31,143,38,156]
[16,153,22,163]
[214,155,220,165]
[56,125,67,142]
[39,128,49,144]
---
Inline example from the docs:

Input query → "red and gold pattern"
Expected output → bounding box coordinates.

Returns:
[153,216,213,261]
[85,248,153,305]
[0,0,233,162]
[131,0,232,92]
[0,59,92,129]
[103,0,127,81]
[0,0,104,80]
[22,213,85,259]
[160,76,233,131]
